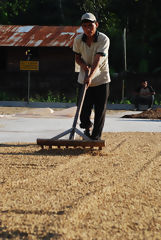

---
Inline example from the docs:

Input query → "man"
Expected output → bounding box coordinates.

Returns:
[133,80,155,110]
[73,12,111,140]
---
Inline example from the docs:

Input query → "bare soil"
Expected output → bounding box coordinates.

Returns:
[122,107,161,119]
[1,107,161,119]
[0,132,161,240]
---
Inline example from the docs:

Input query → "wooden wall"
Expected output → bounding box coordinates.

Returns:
[0,46,160,101]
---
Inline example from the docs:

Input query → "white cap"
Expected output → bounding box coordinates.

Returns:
[81,13,96,22]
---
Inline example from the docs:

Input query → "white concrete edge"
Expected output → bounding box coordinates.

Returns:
[0,101,160,110]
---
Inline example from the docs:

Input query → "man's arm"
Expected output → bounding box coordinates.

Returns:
[84,54,102,87]
[148,86,155,95]
[75,53,102,87]
[75,54,90,72]
[141,86,155,96]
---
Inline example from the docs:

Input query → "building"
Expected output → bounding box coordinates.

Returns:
[0,25,82,100]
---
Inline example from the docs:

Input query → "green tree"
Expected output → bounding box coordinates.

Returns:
[78,0,161,73]
[0,0,31,24]
[0,0,81,26]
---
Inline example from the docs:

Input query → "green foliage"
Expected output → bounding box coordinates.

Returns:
[33,91,77,103]
[139,59,148,73]
[78,0,161,73]
[0,90,77,103]
[0,0,31,24]
[0,0,81,25]
[29,91,77,103]
[154,94,161,105]
[1,90,161,105]
[0,91,10,101]
[120,99,132,104]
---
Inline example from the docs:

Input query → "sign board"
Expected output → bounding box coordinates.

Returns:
[20,61,39,71]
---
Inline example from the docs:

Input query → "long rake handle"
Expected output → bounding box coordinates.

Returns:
[72,84,87,129]
[69,71,88,139]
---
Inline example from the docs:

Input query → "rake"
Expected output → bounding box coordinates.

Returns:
[37,73,105,150]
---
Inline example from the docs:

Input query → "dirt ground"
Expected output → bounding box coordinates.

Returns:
[122,107,161,119]
[0,132,161,240]
[1,106,161,119]
[0,106,126,118]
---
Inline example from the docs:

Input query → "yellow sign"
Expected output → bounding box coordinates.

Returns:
[20,61,39,71]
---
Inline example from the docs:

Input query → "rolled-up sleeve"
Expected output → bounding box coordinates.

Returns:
[96,36,110,56]
[73,37,81,55]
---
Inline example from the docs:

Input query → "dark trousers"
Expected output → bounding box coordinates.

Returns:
[77,83,110,139]
[134,95,154,108]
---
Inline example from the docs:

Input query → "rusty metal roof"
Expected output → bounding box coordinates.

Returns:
[0,25,83,47]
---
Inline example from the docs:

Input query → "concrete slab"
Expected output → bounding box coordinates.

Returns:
[0,110,160,143]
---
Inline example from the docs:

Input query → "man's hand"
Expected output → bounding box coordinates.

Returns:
[83,64,90,72]
[75,55,90,72]
[84,75,92,87]
[84,54,102,87]
[75,53,102,87]
[84,67,92,87]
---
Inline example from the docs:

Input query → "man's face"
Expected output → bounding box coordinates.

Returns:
[141,81,148,88]
[81,21,98,37]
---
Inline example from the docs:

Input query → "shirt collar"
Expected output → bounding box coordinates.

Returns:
[82,30,99,43]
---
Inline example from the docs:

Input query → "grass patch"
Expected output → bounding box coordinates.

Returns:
[0,91,161,105]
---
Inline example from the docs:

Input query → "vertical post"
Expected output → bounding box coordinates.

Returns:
[122,27,127,101]
[123,27,127,72]
[27,50,31,104]
[27,70,30,104]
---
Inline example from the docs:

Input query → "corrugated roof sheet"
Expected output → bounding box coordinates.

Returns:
[0,25,83,47]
